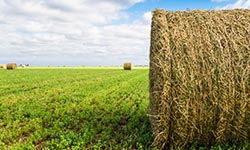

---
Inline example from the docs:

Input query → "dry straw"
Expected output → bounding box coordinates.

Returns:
[6,63,17,70]
[124,63,132,70]
[150,9,250,149]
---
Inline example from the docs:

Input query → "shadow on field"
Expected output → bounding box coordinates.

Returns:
[41,99,155,149]
[83,104,155,149]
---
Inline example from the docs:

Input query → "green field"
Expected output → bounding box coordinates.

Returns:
[0,68,153,149]
[1,68,249,150]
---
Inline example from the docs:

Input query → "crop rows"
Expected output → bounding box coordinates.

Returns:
[0,68,153,149]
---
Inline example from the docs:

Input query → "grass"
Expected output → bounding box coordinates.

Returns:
[0,67,249,149]
[0,68,154,149]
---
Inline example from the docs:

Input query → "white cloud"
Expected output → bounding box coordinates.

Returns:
[142,12,152,24]
[220,0,250,9]
[211,0,230,2]
[0,0,150,66]
[1,0,132,24]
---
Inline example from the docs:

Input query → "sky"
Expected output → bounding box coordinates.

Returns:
[0,0,249,66]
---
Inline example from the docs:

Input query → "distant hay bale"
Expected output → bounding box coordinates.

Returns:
[123,63,132,70]
[21,64,26,68]
[6,63,17,70]
[0,64,6,69]
[150,9,250,149]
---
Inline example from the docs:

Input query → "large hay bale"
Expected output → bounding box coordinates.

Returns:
[6,63,17,70]
[150,9,250,149]
[123,63,132,70]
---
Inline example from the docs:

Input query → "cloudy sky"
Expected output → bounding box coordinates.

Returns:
[0,0,249,66]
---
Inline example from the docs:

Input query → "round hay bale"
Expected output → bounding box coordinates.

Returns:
[6,63,17,70]
[123,63,132,70]
[21,64,26,68]
[0,64,6,69]
[150,9,250,149]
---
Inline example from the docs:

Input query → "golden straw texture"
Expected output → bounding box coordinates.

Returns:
[150,9,250,149]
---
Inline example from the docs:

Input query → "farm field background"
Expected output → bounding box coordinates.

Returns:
[0,68,249,150]
[0,68,153,149]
